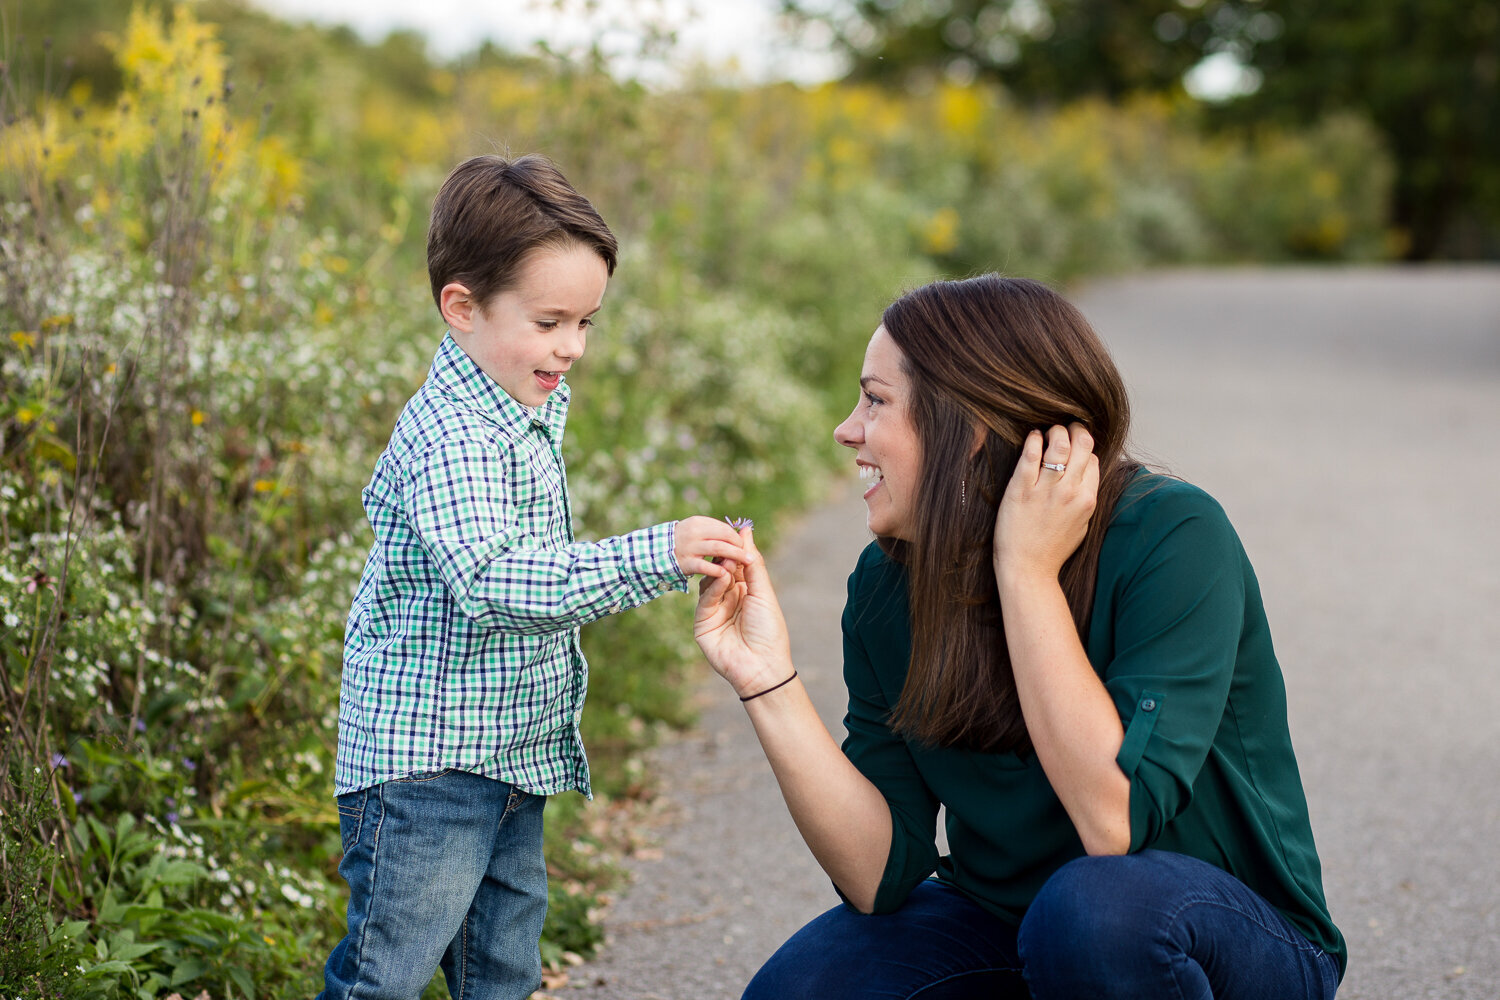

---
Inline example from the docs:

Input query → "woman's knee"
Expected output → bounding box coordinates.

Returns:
[1018,852,1178,972]
[744,882,1023,1000]
[740,905,870,1000]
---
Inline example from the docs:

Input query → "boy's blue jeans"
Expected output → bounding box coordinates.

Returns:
[317,769,548,1000]
[743,850,1341,999]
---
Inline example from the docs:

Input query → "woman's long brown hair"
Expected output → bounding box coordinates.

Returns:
[880,275,1140,756]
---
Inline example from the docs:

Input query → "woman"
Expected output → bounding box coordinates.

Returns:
[695,275,1345,998]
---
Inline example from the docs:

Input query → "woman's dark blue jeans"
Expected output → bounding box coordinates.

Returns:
[742,850,1340,999]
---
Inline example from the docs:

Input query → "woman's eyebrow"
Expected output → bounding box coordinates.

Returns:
[859,376,892,389]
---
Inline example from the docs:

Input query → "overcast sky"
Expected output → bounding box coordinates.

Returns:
[248,0,844,84]
[246,0,1251,97]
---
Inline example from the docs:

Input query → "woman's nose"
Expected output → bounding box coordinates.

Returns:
[833,411,860,448]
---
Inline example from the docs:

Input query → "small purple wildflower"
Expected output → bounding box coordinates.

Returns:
[73,791,84,804]
[182,758,197,771]
[724,516,754,531]
[166,812,179,825]
[134,719,147,733]
[50,752,69,770]
[165,796,176,808]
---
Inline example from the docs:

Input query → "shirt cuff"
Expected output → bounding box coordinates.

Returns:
[624,520,690,596]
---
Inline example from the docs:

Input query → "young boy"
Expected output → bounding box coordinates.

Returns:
[317,155,745,1000]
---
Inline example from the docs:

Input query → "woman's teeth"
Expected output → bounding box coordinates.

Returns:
[859,465,882,482]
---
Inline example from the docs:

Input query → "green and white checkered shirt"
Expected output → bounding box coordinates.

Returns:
[335,333,687,797]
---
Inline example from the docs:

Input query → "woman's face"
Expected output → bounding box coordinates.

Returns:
[834,325,924,542]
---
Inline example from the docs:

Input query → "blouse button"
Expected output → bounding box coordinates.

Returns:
[1141,698,1158,712]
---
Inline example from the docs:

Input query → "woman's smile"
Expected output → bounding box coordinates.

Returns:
[834,326,922,541]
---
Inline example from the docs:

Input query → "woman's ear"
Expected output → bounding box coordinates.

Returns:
[969,422,988,459]
[439,282,478,332]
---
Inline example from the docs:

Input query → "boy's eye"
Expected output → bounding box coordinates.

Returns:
[537,319,558,330]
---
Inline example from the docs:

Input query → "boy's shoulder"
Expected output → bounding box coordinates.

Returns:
[384,372,515,468]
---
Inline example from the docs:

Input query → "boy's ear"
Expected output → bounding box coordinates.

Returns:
[439,282,478,332]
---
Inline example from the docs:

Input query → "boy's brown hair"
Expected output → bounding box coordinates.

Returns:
[426,154,618,311]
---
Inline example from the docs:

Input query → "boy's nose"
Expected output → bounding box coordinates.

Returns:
[559,328,586,361]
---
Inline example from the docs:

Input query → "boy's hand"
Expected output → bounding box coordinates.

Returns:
[675,516,747,579]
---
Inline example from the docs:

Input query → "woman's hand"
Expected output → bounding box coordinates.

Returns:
[694,527,794,698]
[994,423,1100,584]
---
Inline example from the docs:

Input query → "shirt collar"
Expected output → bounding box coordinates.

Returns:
[430,332,570,439]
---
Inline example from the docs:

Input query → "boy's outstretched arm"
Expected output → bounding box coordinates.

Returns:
[400,436,744,633]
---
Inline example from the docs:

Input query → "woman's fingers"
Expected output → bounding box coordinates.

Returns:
[698,566,733,601]
[736,528,776,597]
[1013,428,1045,484]
[1013,424,1096,491]
[1041,424,1071,475]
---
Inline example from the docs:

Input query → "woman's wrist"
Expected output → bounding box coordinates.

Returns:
[994,555,1059,595]
[733,664,798,702]
[740,670,798,702]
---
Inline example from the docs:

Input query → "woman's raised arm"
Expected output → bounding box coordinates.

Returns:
[694,529,893,912]
[994,425,1131,856]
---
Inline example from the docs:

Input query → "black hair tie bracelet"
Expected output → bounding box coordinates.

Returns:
[740,671,798,702]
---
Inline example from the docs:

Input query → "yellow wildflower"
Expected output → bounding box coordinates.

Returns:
[191,410,206,426]
[10,331,36,349]
[921,207,962,256]
[253,479,276,493]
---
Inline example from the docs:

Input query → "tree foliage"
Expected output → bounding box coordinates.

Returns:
[784,0,1500,257]
[1216,0,1500,257]
[783,0,1208,99]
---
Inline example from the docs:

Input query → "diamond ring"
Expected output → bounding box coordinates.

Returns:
[1041,462,1067,472]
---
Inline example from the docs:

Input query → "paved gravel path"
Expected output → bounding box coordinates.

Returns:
[567,267,1500,1000]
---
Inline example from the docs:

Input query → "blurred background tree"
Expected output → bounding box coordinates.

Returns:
[782,0,1500,258]
[1213,0,1500,258]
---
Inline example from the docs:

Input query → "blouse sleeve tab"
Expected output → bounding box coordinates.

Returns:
[1116,691,1165,775]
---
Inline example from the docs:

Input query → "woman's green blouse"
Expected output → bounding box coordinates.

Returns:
[841,473,1346,976]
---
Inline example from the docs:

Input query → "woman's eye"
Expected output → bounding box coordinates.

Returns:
[863,391,883,408]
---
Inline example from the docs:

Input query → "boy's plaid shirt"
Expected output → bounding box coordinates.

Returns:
[335,334,687,797]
